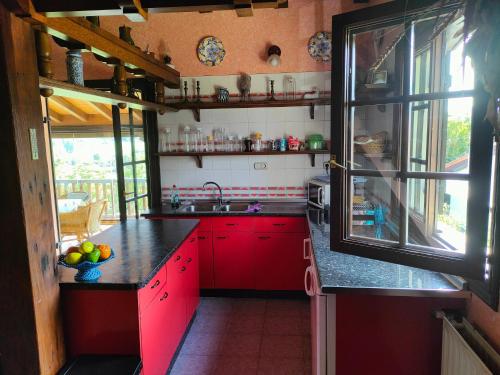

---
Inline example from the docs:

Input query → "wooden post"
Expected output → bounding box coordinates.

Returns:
[0,4,65,374]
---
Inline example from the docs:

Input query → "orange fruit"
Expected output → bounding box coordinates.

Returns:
[97,244,111,260]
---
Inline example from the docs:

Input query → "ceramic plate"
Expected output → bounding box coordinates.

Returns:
[197,36,225,66]
[308,31,332,62]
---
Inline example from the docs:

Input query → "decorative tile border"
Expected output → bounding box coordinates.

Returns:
[161,185,306,201]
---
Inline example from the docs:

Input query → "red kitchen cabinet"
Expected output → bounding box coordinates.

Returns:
[255,233,308,290]
[140,286,174,375]
[212,217,256,232]
[184,233,200,319]
[213,232,255,289]
[167,251,189,345]
[198,231,214,289]
[254,217,306,234]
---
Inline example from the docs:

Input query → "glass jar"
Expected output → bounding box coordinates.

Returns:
[183,126,191,152]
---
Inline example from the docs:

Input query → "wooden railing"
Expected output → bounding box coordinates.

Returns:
[55,179,148,218]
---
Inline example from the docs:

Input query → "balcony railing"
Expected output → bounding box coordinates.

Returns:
[55,179,148,218]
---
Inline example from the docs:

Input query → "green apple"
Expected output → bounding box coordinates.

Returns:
[87,249,101,263]
[80,241,95,254]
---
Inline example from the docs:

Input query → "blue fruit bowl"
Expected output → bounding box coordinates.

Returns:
[58,250,115,281]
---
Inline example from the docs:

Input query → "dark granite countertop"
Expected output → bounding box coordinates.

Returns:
[58,219,199,290]
[306,208,469,297]
[142,201,307,217]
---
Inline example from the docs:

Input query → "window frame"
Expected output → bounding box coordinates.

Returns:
[331,0,493,281]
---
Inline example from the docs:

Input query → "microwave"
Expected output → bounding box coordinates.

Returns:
[307,176,331,209]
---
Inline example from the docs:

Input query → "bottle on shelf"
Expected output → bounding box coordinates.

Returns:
[207,135,215,152]
[196,127,203,152]
[171,185,180,209]
[159,128,167,152]
[165,128,172,152]
[183,125,191,152]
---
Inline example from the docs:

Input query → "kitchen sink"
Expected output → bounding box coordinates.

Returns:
[180,201,250,213]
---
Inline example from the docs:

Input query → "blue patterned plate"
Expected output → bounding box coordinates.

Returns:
[197,36,225,66]
[308,31,332,62]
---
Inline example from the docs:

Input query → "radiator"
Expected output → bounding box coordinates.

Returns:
[441,316,500,375]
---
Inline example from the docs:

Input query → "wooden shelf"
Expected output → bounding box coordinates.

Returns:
[157,150,330,168]
[39,77,177,113]
[168,98,330,122]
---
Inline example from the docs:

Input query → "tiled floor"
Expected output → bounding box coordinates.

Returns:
[169,297,312,375]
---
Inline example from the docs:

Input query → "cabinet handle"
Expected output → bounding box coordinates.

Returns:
[160,292,169,301]
[180,266,187,272]
[150,279,160,289]
[175,255,181,261]
[272,223,286,226]
[198,236,206,240]
[186,257,192,263]
[215,236,227,239]
[258,236,271,240]
[225,223,237,226]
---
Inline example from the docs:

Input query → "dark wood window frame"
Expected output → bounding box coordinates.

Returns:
[331,0,499,309]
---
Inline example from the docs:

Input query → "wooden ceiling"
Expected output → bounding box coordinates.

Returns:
[31,0,288,19]
[46,96,140,126]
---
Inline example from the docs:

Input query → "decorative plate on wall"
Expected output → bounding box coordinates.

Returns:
[308,31,332,62]
[197,36,225,66]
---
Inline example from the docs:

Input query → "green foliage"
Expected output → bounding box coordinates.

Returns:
[445,118,471,164]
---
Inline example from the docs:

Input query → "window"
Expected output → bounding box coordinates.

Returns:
[331,0,494,285]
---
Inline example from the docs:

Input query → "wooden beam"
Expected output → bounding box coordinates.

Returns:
[87,101,112,121]
[50,96,88,122]
[39,76,177,113]
[29,12,180,87]
[234,0,252,17]
[0,4,65,373]
[32,0,287,15]
[132,109,142,123]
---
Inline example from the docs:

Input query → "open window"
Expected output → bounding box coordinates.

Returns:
[331,0,496,303]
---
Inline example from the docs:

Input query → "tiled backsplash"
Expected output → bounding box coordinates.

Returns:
[159,71,330,200]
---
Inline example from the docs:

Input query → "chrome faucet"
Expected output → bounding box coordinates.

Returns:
[203,181,223,208]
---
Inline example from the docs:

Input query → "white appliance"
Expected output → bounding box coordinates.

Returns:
[307,176,331,209]
[304,238,335,375]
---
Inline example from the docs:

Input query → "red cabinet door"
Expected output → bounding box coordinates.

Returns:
[140,286,174,375]
[167,252,187,347]
[184,233,200,321]
[213,232,255,289]
[198,231,214,289]
[255,233,307,290]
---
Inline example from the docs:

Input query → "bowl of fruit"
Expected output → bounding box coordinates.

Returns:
[58,241,114,281]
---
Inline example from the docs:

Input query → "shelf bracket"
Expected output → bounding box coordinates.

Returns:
[194,155,203,168]
[192,108,200,122]
[309,103,315,120]
[309,153,316,167]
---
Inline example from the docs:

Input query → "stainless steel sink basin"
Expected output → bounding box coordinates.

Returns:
[180,201,250,213]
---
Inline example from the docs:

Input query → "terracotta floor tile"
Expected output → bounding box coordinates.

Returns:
[227,314,265,334]
[219,334,262,357]
[231,298,267,316]
[266,300,309,318]
[264,315,303,336]
[169,354,218,375]
[198,297,233,316]
[257,357,306,375]
[179,332,224,356]
[212,356,259,375]
[260,335,304,359]
[190,313,229,335]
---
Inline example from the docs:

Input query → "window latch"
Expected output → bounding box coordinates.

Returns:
[329,155,347,170]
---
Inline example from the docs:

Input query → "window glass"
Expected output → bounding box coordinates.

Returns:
[407,179,468,253]
[409,98,472,173]
[411,14,474,94]
[348,176,400,242]
[351,22,404,101]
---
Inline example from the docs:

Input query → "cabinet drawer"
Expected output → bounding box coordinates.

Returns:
[139,265,167,310]
[212,217,255,232]
[254,217,306,233]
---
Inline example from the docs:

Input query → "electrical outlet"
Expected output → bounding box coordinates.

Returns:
[254,162,268,170]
